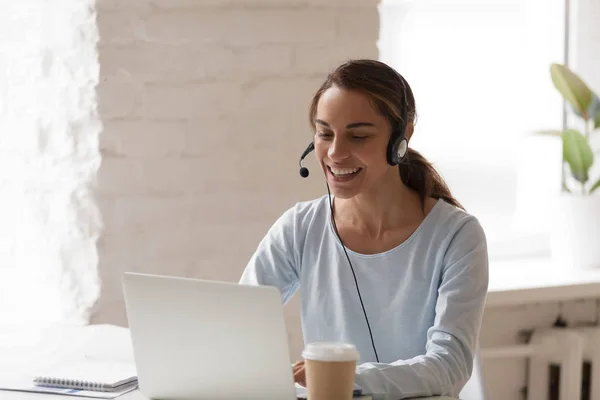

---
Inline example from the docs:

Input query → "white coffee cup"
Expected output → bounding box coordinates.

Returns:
[302,342,359,400]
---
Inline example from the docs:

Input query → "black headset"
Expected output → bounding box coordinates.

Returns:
[297,76,410,363]
[386,111,410,166]
[299,118,408,176]
[299,81,410,175]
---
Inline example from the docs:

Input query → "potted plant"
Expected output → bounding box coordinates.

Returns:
[542,63,600,269]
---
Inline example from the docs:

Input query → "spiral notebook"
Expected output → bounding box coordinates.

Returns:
[32,359,138,393]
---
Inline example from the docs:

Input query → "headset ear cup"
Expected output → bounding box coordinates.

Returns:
[387,134,408,166]
[396,138,408,163]
[386,137,397,166]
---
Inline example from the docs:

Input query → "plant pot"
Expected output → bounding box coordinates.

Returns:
[549,193,600,269]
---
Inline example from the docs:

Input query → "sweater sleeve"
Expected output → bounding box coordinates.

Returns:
[354,217,489,400]
[238,207,301,304]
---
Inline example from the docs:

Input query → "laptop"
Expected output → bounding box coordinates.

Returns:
[122,272,298,400]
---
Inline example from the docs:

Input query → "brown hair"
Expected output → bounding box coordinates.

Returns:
[308,59,464,211]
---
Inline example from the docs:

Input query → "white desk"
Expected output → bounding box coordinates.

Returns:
[0,324,137,400]
[1,391,456,400]
[0,324,453,400]
[3,257,596,400]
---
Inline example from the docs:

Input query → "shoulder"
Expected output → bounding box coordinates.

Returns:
[264,196,330,262]
[432,201,489,284]
[425,199,488,266]
[277,195,330,224]
[270,195,330,234]
[429,199,487,245]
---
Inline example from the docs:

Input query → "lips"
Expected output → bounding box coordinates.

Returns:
[329,166,361,176]
[327,166,363,183]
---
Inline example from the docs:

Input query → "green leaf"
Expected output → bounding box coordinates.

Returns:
[591,178,600,194]
[534,129,563,137]
[595,108,600,130]
[550,64,593,118]
[562,129,594,183]
[570,92,600,121]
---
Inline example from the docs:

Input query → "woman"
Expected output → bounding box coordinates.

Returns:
[239,59,488,399]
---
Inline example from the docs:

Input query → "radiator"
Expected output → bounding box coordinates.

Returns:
[480,326,600,400]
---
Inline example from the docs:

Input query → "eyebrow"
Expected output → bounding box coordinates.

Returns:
[315,119,375,129]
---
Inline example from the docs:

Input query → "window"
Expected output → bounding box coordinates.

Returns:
[379,0,567,260]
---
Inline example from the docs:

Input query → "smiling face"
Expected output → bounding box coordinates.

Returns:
[314,86,399,199]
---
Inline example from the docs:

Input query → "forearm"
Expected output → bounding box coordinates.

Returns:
[354,347,470,400]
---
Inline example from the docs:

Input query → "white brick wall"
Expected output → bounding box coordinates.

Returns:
[91,0,380,360]
[0,1,101,329]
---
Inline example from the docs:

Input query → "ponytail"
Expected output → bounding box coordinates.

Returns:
[399,148,464,211]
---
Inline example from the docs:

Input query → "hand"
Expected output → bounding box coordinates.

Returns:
[292,360,306,387]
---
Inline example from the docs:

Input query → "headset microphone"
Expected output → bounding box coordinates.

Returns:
[298,142,315,178]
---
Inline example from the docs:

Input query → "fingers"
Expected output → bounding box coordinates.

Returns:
[293,365,304,376]
[293,362,306,387]
[292,361,304,372]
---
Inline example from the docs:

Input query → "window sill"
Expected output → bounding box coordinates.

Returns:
[486,256,600,308]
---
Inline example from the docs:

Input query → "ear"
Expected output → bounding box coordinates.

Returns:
[405,122,415,141]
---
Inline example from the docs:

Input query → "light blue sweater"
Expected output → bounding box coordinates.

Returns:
[239,195,489,399]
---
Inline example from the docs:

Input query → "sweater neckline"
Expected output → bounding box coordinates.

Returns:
[325,195,445,258]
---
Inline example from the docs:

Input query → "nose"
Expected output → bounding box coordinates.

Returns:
[327,136,350,161]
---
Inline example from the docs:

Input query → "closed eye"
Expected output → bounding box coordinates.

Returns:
[316,132,370,141]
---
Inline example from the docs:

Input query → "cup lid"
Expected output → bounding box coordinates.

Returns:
[302,342,359,362]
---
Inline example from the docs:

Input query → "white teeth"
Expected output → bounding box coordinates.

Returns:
[330,167,360,176]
